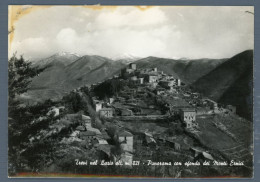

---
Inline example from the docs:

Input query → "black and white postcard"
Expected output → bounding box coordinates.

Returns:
[8,5,254,178]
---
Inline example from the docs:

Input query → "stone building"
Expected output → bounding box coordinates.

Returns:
[99,108,114,118]
[146,75,158,83]
[180,108,197,128]
[130,76,138,81]
[94,101,103,112]
[81,115,91,127]
[203,99,218,110]
[177,79,181,86]
[93,137,108,146]
[79,131,96,140]
[152,67,157,72]
[115,130,133,153]
[121,108,133,116]
[159,80,175,88]
[129,63,137,70]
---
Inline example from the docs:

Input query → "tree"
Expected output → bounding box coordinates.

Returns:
[8,55,46,119]
[8,54,45,175]
[62,92,85,113]
[93,79,126,99]
[8,55,44,99]
[8,54,47,125]
[8,55,46,139]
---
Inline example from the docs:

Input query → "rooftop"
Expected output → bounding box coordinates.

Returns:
[82,115,91,120]
[203,98,217,104]
[80,131,96,136]
[76,125,85,131]
[100,108,114,111]
[181,108,196,112]
[65,114,79,119]
[148,73,159,76]
[94,137,108,145]
[87,127,102,135]
[97,144,112,156]
[118,130,133,137]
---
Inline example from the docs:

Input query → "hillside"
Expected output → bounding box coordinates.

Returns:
[192,50,253,120]
[27,52,80,92]
[26,54,125,102]
[65,55,116,80]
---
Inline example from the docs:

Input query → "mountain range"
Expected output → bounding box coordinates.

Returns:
[22,50,253,120]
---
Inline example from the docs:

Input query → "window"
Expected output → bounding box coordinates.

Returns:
[121,136,127,144]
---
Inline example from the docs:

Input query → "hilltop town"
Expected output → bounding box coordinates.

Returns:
[10,62,251,177]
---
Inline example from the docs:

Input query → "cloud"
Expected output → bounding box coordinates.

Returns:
[11,37,48,58]
[56,28,78,50]
[95,7,167,28]
[9,6,254,60]
[51,25,177,58]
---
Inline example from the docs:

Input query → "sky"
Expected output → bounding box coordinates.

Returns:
[9,6,254,60]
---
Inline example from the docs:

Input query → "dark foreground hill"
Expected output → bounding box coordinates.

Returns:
[192,50,253,120]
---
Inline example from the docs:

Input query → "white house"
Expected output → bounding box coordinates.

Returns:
[115,130,133,153]
[138,77,144,84]
[94,101,103,112]
[129,63,136,70]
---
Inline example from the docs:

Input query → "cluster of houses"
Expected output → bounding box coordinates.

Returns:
[121,63,181,89]
[180,89,237,115]
[67,113,135,166]
[90,63,237,132]
[90,63,184,118]
[73,112,214,164]
[178,100,237,130]
[120,64,208,130]
[69,115,109,146]
[92,98,114,118]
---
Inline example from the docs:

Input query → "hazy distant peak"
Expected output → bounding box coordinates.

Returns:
[34,52,81,68]
[77,55,115,63]
[52,52,81,58]
[112,53,141,62]
[178,57,189,60]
